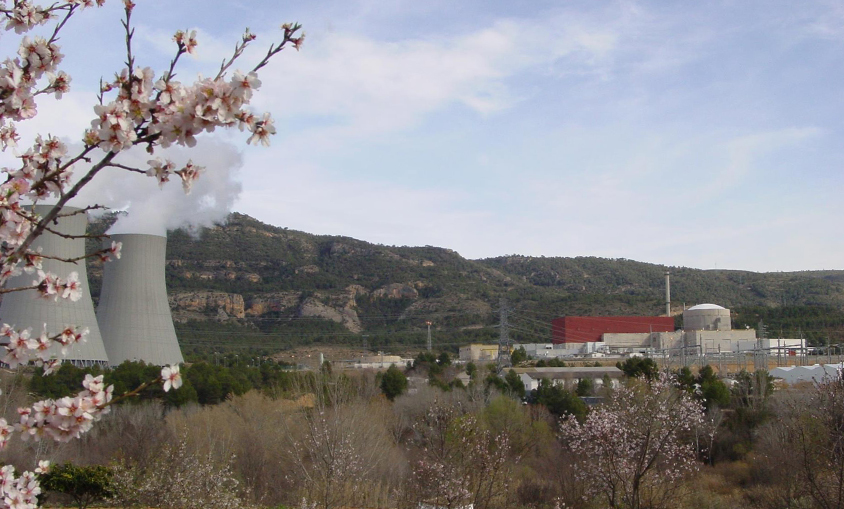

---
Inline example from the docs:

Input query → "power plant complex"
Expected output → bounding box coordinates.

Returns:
[524,272,806,361]
[0,208,184,367]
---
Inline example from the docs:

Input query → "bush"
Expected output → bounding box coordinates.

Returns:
[380,365,408,401]
[40,463,113,509]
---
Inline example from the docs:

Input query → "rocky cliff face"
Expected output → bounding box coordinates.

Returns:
[170,292,246,320]
[166,275,428,332]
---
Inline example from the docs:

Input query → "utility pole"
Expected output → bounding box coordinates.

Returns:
[496,298,511,374]
[426,321,433,352]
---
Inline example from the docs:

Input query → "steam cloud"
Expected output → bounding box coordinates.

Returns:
[70,138,243,236]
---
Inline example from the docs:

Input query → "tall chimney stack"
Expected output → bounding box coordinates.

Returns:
[96,234,183,366]
[665,271,671,317]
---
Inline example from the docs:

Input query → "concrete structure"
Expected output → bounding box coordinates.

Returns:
[335,354,409,370]
[602,331,684,350]
[689,329,757,353]
[771,363,842,385]
[97,234,184,366]
[0,206,108,366]
[683,303,731,331]
[459,344,500,362]
[519,342,604,359]
[514,366,623,391]
[552,316,675,344]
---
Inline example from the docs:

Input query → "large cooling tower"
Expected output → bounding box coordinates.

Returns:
[0,206,109,366]
[97,234,184,366]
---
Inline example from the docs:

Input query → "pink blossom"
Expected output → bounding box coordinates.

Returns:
[246,112,275,146]
[175,161,203,194]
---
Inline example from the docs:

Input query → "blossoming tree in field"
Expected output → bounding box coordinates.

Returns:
[559,373,705,509]
[0,1,302,507]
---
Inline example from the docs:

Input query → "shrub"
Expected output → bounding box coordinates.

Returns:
[40,463,113,509]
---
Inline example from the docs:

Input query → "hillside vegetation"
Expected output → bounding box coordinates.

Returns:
[87,213,844,356]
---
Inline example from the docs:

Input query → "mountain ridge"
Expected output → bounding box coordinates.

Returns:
[87,212,844,354]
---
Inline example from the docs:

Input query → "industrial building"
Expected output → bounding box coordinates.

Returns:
[459,344,502,362]
[770,363,843,384]
[551,316,674,344]
[544,303,804,358]
[334,354,410,370]
[0,206,109,366]
[97,234,185,367]
[514,366,623,391]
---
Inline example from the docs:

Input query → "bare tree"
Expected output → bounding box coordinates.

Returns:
[282,373,398,509]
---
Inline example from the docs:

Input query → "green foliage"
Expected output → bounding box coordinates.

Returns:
[485,372,509,394]
[535,358,567,367]
[465,362,478,379]
[41,463,113,509]
[437,351,451,366]
[510,346,527,365]
[380,365,408,401]
[616,357,658,380]
[732,305,844,346]
[29,364,101,399]
[530,379,588,421]
[675,365,730,409]
[504,369,526,399]
[575,378,594,397]
[29,360,308,408]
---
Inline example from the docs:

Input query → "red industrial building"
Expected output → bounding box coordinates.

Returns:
[551,316,675,344]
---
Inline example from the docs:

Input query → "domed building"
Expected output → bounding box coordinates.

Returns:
[683,303,731,331]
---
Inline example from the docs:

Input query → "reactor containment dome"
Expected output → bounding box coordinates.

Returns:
[683,303,731,331]
[96,233,184,366]
[0,206,109,366]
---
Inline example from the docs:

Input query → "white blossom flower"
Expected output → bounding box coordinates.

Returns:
[161,365,182,392]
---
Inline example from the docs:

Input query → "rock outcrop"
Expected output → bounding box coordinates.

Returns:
[170,291,245,319]
[299,296,362,333]
[245,292,302,316]
[372,283,418,299]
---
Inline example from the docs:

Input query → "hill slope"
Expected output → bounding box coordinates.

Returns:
[87,213,844,356]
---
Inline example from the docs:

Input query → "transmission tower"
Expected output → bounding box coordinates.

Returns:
[426,321,432,351]
[497,298,511,374]
[755,320,768,371]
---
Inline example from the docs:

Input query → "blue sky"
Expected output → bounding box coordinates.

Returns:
[11,0,844,271]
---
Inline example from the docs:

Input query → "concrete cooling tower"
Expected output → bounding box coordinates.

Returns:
[0,206,109,366]
[97,234,184,366]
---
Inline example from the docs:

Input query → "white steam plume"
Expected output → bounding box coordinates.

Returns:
[69,138,243,236]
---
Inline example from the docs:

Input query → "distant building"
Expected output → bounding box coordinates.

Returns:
[552,316,674,344]
[459,344,501,362]
[514,366,623,392]
[334,354,409,370]
[770,363,842,384]
[683,303,731,331]
[547,304,803,357]
[518,342,606,359]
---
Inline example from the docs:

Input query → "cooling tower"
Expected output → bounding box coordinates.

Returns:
[97,234,184,366]
[0,206,109,366]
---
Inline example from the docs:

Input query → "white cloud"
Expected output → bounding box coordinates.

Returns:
[250,12,628,141]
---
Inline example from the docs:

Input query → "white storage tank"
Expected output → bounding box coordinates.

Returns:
[683,303,731,331]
